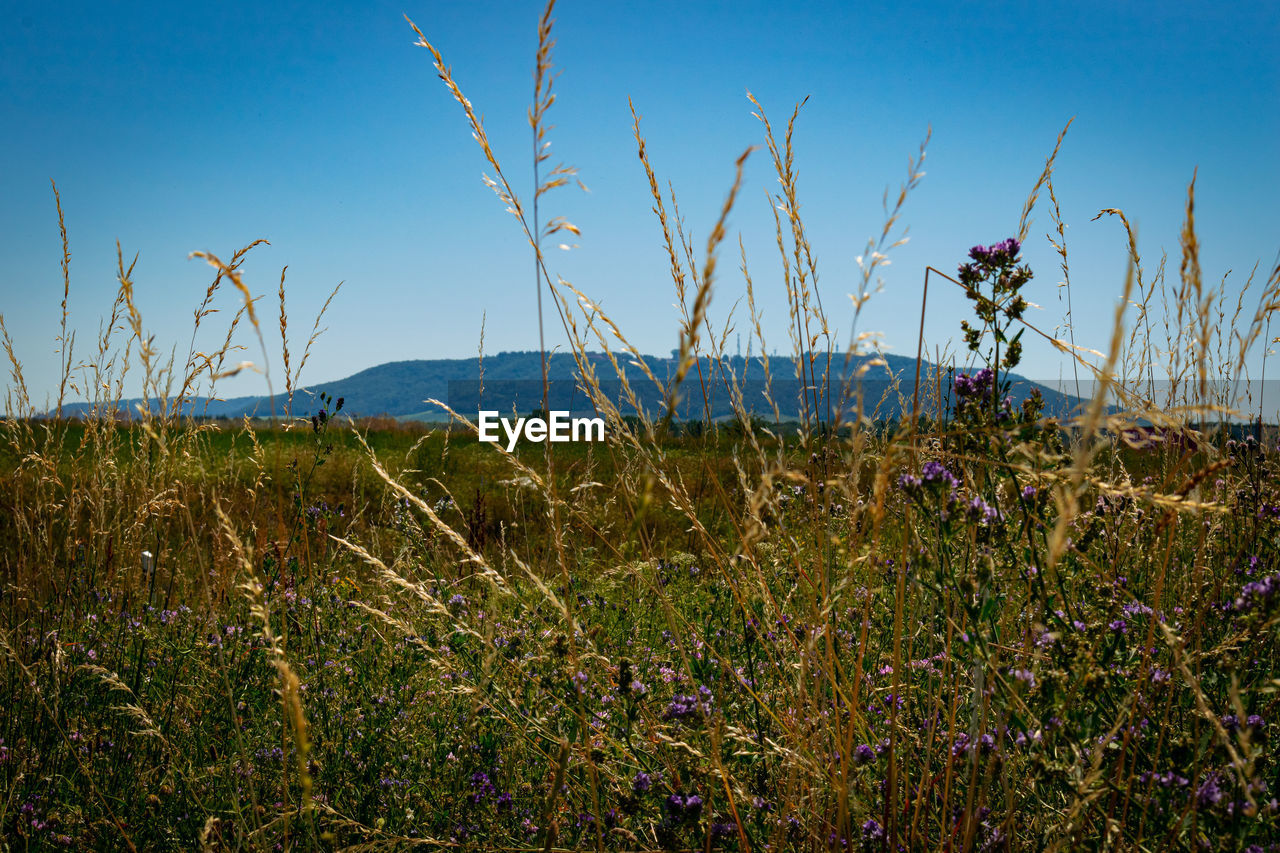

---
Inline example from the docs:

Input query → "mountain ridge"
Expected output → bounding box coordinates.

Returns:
[51,351,1090,422]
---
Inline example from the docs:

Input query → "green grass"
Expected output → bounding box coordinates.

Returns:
[3,2,1279,850]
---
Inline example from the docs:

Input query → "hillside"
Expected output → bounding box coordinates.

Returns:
[54,351,1089,423]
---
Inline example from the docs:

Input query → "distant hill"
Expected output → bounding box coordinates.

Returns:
[53,351,1091,423]
[52,348,1090,422]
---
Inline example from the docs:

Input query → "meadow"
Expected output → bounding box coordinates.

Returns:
[2,4,1279,850]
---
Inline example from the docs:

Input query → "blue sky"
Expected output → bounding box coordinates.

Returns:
[2,0,1277,408]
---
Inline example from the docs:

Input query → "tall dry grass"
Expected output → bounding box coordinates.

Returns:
[1,2,1277,850]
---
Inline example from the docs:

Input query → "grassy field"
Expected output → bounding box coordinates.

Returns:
[3,3,1279,851]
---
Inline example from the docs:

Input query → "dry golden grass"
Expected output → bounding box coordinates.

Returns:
[1,2,1277,850]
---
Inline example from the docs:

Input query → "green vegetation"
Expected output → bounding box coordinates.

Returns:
[2,3,1278,850]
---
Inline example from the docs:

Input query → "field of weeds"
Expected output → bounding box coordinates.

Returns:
[2,4,1278,851]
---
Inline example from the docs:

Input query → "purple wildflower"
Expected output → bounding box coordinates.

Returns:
[665,792,704,824]
[954,368,995,398]
[1196,773,1224,809]
[1233,573,1278,616]
[921,461,960,490]
[664,686,712,723]
[468,772,495,804]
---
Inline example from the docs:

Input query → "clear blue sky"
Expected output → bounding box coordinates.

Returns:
[2,0,1277,408]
